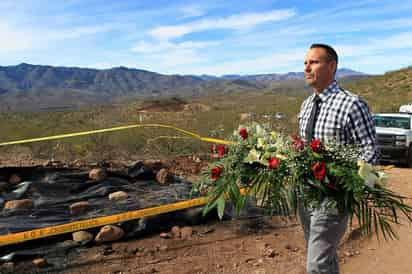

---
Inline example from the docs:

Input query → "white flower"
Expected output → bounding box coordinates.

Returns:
[358,160,373,179]
[358,160,386,187]
[244,148,260,164]
[255,124,265,137]
[257,137,266,149]
[376,171,388,186]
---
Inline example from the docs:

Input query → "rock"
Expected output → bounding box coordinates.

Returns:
[4,199,34,210]
[245,258,255,263]
[180,226,193,240]
[8,174,21,184]
[109,191,128,201]
[264,248,279,258]
[71,159,84,167]
[170,226,181,238]
[32,258,47,267]
[95,225,124,243]
[69,201,91,215]
[155,168,173,185]
[72,231,94,243]
[89,168,107,181]
[159,232,171,239]
[344,251,353,257]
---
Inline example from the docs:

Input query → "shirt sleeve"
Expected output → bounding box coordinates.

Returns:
[347,97,378,164]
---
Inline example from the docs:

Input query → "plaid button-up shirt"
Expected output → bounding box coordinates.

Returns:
[298,80,378,164]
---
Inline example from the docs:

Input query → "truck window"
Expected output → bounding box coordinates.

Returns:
[373,116,411,130]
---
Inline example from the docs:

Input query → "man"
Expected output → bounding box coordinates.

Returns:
[298,44,377,274]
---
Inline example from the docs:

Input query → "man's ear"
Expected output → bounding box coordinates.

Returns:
[329,60,337,74]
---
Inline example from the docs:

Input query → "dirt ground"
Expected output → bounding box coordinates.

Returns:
[2,161,412,274]
[41,168,412,274]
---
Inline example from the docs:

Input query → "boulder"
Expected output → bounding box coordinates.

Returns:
[69,201,91,215]
[170,226,181,238]
[155,168,173,185]
[89,168,107,181]
[4,199,34,210]
[159,232,171,239]
[95,225,124,243]
[72,231,94,243]
[109,191,128,201]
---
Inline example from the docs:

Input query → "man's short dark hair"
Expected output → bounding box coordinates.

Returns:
[310,43,338,65]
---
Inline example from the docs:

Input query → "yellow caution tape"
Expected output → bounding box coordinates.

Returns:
[0,123,235,146]
[0,188,248,246]
[0,196,208,246]
[0,123,237,246]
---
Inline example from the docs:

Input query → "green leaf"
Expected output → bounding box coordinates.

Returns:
[217,195,225,220]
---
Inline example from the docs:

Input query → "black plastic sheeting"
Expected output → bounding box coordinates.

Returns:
[0,162,196,235]
[0,162,264,273]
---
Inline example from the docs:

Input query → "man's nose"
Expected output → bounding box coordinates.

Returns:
[304,64,311,72]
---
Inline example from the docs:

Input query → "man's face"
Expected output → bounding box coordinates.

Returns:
[304,47,336,92]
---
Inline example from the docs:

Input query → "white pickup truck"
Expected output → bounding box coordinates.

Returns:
[373,108,412,167]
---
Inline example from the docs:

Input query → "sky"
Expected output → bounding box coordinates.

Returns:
[1,0,412,76]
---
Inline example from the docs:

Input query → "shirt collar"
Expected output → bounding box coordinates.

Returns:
[310,80,340,103]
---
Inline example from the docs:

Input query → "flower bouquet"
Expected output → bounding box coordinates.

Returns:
[197,123,412,239]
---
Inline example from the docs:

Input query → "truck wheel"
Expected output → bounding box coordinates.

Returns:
[407,145,412,168]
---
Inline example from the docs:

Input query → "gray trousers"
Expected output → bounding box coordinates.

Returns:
[298,200,348,274]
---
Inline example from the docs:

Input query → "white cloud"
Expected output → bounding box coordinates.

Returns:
[149,9,295,40]
[45,25,114,40]
[0,22,35,52]
[189,49,305,76]
[131,40,219,54]
[336,32,412,58]
[0,19,113,53]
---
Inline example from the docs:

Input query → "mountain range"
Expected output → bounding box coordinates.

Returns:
[0,63,367,112]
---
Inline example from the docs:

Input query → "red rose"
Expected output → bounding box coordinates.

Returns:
[217,144,226,157]
[310,139,322,153]
[291,135,304,150]
[239,128,248,140]
[211,166,222,181]
[268,157,281,169]
[312,162,327,180]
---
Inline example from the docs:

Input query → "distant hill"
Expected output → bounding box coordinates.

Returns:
[343,66,412,113]
[0,63,367,111]
[197,68,366,81]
